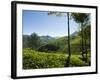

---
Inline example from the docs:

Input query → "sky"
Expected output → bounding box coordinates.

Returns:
[22,10,79,37]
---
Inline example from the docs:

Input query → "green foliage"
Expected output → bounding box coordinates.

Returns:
[71,13,89,23]
[23,49,90,69]
[48,36,68,53]
[70,56,87,66]
[71,13,90,59]
[78,25,90,41]
[23,30,90,55]
[23,49,67,69]
[38,44,60,53]
[70,36,81,54]
[23,35,30,48]
[28,33,41,49]
[40,36,55,45]
[48,12,67,17]
[23,33,41,50]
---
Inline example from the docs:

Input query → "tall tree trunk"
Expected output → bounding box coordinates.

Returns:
[84,30,88,62]
[67,12,71,66]
[81,23,84,59]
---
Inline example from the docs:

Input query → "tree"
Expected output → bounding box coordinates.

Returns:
[48,12,71,66]
[23,35,30,48]
[71,13,90,61]
[27,33,41,50]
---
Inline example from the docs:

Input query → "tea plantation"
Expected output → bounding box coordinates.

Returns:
[23,48,90,69]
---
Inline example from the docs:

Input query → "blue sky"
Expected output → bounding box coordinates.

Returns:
[22,10,79,37]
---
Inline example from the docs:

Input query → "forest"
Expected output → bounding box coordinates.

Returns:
[23,12,91,69]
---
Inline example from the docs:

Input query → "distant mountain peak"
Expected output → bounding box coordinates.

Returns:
[40,35,55,44]
[71,31,78,37]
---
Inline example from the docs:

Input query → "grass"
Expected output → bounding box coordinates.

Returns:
[70,36,81,45]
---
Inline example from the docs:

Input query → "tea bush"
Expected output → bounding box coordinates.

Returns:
[23,49,90,69]
[23,49,67,69]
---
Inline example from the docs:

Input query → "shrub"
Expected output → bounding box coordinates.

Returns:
[70,56,86,67]
[23,49,90,69]
[23,49,67,69]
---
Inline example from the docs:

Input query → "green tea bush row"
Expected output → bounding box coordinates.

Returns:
[23,49,90,69]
